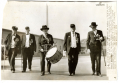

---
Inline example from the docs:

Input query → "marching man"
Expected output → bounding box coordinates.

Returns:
[21,27,36,72]
[63,24,81,76]
[86,22,104,76]
[4,26,21,73]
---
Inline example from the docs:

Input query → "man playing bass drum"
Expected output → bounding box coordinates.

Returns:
[38,25,54,76]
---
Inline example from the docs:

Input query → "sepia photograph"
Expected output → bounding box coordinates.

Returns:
[0,0,117,81]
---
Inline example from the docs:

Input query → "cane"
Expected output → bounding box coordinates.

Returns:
[101,44,106,66]
[99,36,106,66]
[103,49,106,66]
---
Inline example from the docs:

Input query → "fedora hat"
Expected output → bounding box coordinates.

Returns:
[40,25,49,31]
[70,24,75,28]
[89,22,98,27]
[12,26,18,31]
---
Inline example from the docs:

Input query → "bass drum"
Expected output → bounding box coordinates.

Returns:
[46,46,63,64]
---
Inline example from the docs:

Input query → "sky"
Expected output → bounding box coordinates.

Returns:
[2,1,116,39]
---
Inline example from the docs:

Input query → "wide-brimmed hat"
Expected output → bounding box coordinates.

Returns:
[25,26,30,30]
[70,24,75,28]
[89,22,98,27]
[12,26,18,31]
[40,25,49,31]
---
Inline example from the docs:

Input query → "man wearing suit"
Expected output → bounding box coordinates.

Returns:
[4,26,21,73]
[21,27,36,72]
[63,24,81,76]
[87,22,104,76]
[38,25,54,76]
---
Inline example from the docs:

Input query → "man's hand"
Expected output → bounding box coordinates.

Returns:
[87,49,90,54]
[99,37,103,41]
[40,49,44,52]
[63,51,66,57]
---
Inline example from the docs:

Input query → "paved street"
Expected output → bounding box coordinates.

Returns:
[1,55,108,80]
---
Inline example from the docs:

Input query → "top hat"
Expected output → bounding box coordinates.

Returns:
[12,26,18,30]
[40,25,49,31]
[89,22,98,27]
[70,24,75,28]
[25,26,30,30]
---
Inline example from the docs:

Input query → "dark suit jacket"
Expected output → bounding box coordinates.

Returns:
[21,34,36,55]
[63,32,81,55]
[4,33,21,55]
[86,30,104,52]
[38,34,54,52]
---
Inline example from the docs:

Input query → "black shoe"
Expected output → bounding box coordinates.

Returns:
[41,73,45,76]
[69,73,72,76]
[48,72,51,74]
[29,69,32,71]
[12,70,15,73]
[22,70,26,73]
[73,72,75,75]
[92,72,95,75]
[97,73,102,77]
[41,72,45,76]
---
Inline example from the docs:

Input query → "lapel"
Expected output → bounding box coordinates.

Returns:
[96,30,98,35]
[42,34,46,39]
[9,33,12,43]
[92,30,98,36]
[75,32,77,38]
[69,32,71,41]
[70,32,77,38]
[69,32,78,43]
[29,34,31,40]
[42,34,49,39]
[91,31,96,37]
[15,34,18,39]
[9,33,17,42]
[23,34,26,45]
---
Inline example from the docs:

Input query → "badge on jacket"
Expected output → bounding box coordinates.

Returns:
[30,39,33,45]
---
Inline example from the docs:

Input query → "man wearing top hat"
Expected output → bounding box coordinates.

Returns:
[21,27,36,72]
[38,25,54,76]
[63,24,81,76]
[87,22,104,76]
[4,26,21,73]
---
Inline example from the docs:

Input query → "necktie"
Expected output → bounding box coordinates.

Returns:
[73,32,74,36]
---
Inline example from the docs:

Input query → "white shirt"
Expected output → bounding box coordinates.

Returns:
[71,31,77,48]
[11,34,16,48]
[42,33,47,39]
[93,29,97,35]
[25,34,30,47]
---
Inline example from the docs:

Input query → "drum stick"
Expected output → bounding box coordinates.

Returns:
[102,44,106,66]
[103,50,106,66]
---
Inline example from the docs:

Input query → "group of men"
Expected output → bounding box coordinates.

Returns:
[4,26,36,73]
[4,22,104,77]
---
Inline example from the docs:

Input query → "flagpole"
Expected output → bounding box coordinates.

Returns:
[46,3,48,26]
